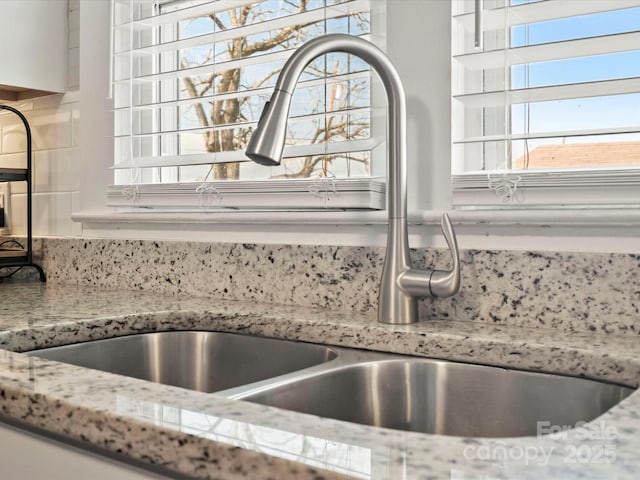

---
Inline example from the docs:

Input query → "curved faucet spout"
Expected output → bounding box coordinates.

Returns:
[245,33,460,324]
[246,33,407,221]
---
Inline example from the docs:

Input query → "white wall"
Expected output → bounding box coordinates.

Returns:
[78,0,113,217]
[1,1,81,238]
[387,0,452,212]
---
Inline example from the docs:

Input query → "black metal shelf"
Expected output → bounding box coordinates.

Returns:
[0,248,27,264]
[0,105,46,282]
[0,168,28,182]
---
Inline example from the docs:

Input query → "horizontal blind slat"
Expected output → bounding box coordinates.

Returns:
[453,126,640,144]
[116,48,292,84]
[116,106,372,138]
[113,138,380,168]
[113,70,370,111]
[454,30,640,71]
[106,177,386,210]
[452,0,640,32]
[453,169,640,189]
[114,0,256,29]
[453,77,640,108]
[109,177,385,192]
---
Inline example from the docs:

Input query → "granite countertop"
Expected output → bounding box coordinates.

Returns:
[1,282,639,479]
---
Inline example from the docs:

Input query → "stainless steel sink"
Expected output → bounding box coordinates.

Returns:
[26,331,337,393]
[25,332,634,438]
[235,357,634,438]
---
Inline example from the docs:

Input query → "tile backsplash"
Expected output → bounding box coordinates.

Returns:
[16,237,640,336]
[0,92,81,238]
[0,0,81,238]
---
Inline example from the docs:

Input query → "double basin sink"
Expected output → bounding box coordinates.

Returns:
[26,331,633,438]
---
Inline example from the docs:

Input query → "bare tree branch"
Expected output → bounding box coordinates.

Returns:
[177,0,370,181]
[208,14,226,31]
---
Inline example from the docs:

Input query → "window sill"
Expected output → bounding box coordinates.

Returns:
[73,206,640,228]
[72,209,394,226]
[441,206,640,228]
[72,206,640,253]
[72,209,395,247]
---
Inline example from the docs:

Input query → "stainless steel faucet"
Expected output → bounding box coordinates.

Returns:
[245,33,461,324]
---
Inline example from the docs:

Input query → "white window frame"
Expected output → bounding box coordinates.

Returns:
[450,0,640,209]
[109,0,389,212]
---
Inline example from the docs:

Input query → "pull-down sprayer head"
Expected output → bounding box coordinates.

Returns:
[245,89,293,166]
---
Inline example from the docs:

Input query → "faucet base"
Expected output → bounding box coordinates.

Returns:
[377,291,418,325]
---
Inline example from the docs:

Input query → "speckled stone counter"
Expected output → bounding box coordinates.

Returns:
[1,282,640,479]
[17,238,640,335]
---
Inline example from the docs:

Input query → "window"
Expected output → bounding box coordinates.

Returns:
[451,0,640,207]
[109,0,386,210]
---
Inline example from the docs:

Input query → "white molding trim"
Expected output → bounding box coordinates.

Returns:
[444,208,640,228]
[72,209,396,225]
[74,207,640,228]
[72,208,640,252]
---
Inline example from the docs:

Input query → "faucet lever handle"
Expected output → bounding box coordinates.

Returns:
[429,214,461,298]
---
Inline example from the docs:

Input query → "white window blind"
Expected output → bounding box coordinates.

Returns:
[110,0,386,210]
[451,0,640,206]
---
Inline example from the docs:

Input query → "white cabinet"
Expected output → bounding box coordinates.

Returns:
[0,421,169,479]
[0,0,67,100]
